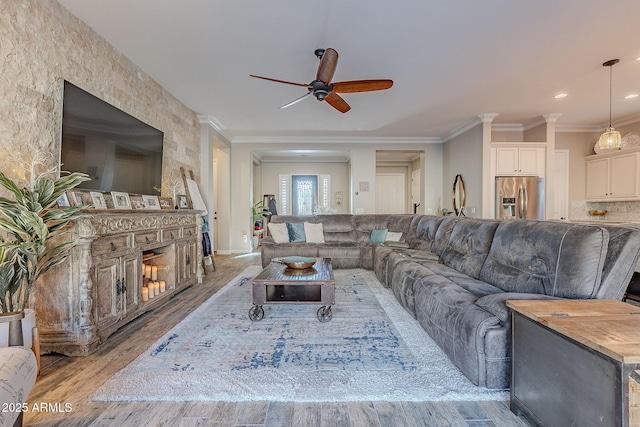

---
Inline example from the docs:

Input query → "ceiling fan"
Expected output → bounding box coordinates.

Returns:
[250,48,393,113]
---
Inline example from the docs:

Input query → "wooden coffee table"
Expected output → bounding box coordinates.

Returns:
[249,258,335,322]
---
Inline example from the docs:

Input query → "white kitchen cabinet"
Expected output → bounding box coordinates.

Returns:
[495,146,545,176]
[586,150,640,200]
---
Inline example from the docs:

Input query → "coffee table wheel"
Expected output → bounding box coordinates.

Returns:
[317,305,333,322]
[249,305,264,321]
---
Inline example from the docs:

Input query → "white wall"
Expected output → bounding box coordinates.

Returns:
[443,124,483,215]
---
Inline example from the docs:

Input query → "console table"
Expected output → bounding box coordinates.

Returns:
[507,299,640,427]
[33,210,203,356]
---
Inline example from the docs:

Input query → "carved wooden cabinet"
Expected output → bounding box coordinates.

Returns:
[33,210,202,356]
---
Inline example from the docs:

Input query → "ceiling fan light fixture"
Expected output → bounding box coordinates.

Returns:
[598,59,621,150]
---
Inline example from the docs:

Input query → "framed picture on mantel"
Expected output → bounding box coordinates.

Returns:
[111,191,131,209]
[177,194,190,209]
[90,192,107,209]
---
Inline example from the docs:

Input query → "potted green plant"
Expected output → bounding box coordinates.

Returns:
[0,171,89,347]
[252,201,271,230]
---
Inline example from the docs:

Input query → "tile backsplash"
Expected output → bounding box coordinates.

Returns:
[572,200,640,223]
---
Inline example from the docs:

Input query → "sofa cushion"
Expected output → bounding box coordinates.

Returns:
[317,215,356,242]
[268,222,289,243]
[595,225,640,299]
[286,222,306,242]
[479,221,609,298]
[440,219,500,279]
[304,222,325,243]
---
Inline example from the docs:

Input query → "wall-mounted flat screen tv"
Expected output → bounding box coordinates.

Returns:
[60,81,164,195]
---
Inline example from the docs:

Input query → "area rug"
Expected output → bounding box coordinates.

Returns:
[91,266,508,402]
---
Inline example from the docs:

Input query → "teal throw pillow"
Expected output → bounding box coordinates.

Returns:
[370,229,388,243]
[286,222,307,242]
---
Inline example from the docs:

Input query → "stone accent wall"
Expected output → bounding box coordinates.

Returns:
[0,0,199,194]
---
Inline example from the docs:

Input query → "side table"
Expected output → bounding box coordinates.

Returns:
[507,299,640,427]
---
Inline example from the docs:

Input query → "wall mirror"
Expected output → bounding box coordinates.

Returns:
[452,174,466,216]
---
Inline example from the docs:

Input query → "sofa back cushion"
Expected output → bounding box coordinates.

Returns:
[316,214,356,242]
[413,216,444,251]
[479,221,609,298]
[431,217,461,255]
[595,225,640,299]
[440,218,500,279]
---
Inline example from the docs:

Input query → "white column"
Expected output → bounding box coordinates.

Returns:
[479,113,500,218]
[543,113,562,220]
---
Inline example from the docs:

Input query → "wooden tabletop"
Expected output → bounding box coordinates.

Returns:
[507,299,640,363]
[254,258,334,283]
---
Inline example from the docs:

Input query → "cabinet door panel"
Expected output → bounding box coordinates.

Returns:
[518,147,543,176]
[610,153,639,198]
[496,148,518,175]
[121,254,140,317]
[586,158,610,200]
[176,242,187,284]
[94,260,119,328]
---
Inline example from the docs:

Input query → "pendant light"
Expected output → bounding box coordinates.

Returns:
[598,59,621,150]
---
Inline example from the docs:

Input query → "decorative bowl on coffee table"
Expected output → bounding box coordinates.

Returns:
[277,256,317,269]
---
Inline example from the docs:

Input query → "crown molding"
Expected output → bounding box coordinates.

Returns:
[615,113,640,128]
[442,117,482,142]
[478,113,500,123]
[231,136,442,144]
[492,123,524,132]
[198,115,233,143]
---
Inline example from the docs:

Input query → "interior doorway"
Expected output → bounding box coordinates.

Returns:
[375,150,423,214]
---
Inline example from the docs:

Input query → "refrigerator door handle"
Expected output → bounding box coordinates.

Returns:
[518,186,526,219]
[521,186,529,219]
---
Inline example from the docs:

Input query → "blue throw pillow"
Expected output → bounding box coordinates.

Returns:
[370,229,388,243]
[286,222,306,242]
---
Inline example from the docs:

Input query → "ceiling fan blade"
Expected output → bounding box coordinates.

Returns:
[316,48,339,84]
[280,92,312,109]
[324,92,351,113]
[250,75,310,88]
[332,79,394,93]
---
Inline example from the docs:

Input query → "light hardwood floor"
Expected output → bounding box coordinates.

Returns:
[23,253,534,427]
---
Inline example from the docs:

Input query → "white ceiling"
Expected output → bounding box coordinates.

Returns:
[57,0,640,143]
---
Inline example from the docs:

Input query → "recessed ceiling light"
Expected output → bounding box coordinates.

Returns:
[554,93,568,99]
[625,94,639,99]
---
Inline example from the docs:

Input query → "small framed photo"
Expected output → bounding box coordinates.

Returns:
[111,191,131,209]
[90,192,107,209]
[57,192,71,208]
[142,195,161,210]
[159,197,174,210]
[177,194,190,209]
[70,191,86,207]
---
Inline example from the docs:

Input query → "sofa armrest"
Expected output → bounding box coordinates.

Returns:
[475,293,563,323]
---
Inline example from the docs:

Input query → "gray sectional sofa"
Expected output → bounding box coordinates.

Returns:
[260,214,640,389]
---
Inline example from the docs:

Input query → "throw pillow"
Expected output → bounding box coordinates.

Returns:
[268,223,290,243]
[385,231,403,242]
[304,222,325,243]
[286,222,307,243]
[370,229,388,244]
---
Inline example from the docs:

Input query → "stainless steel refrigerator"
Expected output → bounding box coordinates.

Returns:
[495,176,545,220]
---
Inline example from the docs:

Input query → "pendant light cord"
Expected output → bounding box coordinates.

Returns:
[609,64,613,128]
